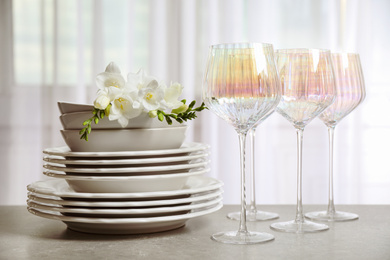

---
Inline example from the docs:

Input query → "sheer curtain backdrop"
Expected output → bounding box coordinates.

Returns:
[1,0,389,205]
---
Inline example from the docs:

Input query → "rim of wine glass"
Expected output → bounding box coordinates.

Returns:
[275,48,331,54]
[331,52,360,57]
[211,42,274,49]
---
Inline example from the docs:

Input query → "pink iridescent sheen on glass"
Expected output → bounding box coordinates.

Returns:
[305,53,365,222]
[203,42,280,244]
[319,53,365,126]
[270,49,336,233]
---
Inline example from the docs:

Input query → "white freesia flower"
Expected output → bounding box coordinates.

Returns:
[127,69,157,90]
[96,62,126,91]
[138,80,166,111]
[109,89,142,127]
[163,82,184,109]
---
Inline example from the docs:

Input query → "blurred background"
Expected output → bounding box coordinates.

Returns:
[1,0,389,205]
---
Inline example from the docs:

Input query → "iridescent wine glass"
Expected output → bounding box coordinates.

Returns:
[270,49,336,233]
[305,53,366,222]
[227,113,279,221]
[203,42,281,244]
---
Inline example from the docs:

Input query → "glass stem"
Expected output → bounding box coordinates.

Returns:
[248,128,257,213]
[237,131,248,234]
[295,128,305,224]
[327,126,336,215]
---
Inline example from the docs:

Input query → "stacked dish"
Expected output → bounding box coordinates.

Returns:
[57,102,187,152]
[27,143,223,234]
[27,103,222,234]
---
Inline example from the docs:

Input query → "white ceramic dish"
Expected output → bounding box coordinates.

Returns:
[43,168,209,193]
[60,111,181,130]
[42,152,208,166]
[27,176,223,199]
[58,102,93,114]
[27,189,223,208]
[27,202,223,234]
[43,151,209,167]
[61,127,187,152]
[43,142,209,158]
[43,160,209,175]
[27,196,223,218]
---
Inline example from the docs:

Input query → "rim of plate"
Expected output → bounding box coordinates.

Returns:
[27,196,223,214]
[42,160,210,173]
[27,176,224,199]
[43,167,209,180]
[43,142,209,157]
[27,189,224,207]
[27,202,223,224]
[42,152,209,165]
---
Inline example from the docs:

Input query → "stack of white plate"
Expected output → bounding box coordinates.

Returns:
[27,142,223,234]
[27,102,222,234]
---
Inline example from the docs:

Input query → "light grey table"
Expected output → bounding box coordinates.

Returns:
[0,205,389,260]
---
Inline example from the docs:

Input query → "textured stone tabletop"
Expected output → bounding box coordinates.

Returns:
[0,205,389,260]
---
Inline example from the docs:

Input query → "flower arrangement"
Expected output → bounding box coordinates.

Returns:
[80,62,207,141]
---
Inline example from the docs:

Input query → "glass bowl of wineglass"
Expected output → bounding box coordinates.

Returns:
[270,49,336,233]
[203,42,281,244]
[305,52,366,222]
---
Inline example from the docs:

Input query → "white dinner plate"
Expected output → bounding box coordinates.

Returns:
[43,160,209,174]
[27,202,223,234]
[27,196,223,217]
[43,168,209,193]
[43,142,209,158]
[42,152,209,166]
[27,189,223,208]
[27,176,223,199]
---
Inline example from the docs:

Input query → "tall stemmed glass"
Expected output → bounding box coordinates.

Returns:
[305,53,366,222]
[203,43,281,244]
[270,49,336,233]
[227,114,279,221]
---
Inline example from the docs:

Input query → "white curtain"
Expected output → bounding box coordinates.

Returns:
[1,0,390,205]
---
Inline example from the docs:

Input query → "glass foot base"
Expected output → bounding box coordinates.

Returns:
[227,210,279,221]
[211,230,274,245]
[305,211,359,222]
[270,220,329,233]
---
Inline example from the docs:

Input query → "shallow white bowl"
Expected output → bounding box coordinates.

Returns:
[58,102,94,114]
[61,127,187,152]
[60,111,181,130]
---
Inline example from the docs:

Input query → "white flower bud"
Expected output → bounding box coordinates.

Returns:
[94,94,111,110]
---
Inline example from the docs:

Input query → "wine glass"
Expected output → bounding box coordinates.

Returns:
[270,49,336,233]
[227,113,279,221]
[203,42,281,244]
[305,53,366,222]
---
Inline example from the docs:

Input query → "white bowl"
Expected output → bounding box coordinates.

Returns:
[61,127,187,152]
[43,168,209,193]
[60,111,181,130]
[58,102,94,114]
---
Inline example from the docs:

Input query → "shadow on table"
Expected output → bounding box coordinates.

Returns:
[27,222,192,241]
